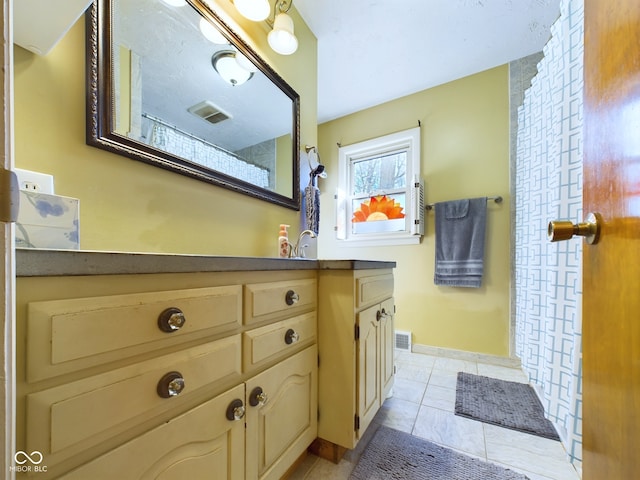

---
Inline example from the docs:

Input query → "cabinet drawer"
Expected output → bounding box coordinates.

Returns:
[243,312,316,372]
[244,278,316,324]
[356,274,394,308]
[26,285,242,382]
[60,384,246,480]
[25,335,242,464]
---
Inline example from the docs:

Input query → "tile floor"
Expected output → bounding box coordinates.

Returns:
[291,351,581,480]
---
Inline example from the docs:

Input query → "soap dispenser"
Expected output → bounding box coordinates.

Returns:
[278,224,290,258]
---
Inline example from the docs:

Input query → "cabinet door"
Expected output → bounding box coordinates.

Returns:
[245,345,318,480]
[356,304,381,438]
[59,384,246,480]
[380,298,395,400]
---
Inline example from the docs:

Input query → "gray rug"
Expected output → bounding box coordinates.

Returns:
[455,372,560,440]
[349,425,529,479]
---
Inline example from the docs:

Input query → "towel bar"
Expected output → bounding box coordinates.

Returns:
[425,195,503,211]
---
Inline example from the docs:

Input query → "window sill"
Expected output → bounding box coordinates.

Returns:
[338,235,422,247]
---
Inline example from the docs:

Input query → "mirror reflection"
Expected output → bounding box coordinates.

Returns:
[87,0,300,209]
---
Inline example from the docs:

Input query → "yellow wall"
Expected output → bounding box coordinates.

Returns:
[14,2,316,256]
[14,3,511,356]
[317,66,511,356]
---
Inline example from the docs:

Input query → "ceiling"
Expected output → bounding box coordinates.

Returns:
[293,0,561,123]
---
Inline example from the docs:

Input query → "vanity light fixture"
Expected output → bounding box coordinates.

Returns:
[267,0,298,56]
[212,50,254,86]
[234,0,270,22]
[234,0,298,55]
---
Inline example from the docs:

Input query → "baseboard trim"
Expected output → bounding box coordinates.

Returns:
[411,343,522,368]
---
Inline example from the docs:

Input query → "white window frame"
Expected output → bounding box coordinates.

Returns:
[336,127,423,246]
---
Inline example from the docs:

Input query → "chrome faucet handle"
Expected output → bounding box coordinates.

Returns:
[290,229,316,258]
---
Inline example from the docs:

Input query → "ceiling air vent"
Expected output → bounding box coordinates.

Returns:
[187,100,231,125]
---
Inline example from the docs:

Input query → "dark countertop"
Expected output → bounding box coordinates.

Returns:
[16,249,396,277]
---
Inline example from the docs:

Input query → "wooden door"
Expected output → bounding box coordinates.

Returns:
[59,384,246,479]
[245,346,317,480]
[583,1,640,478]
[356,304,381,438]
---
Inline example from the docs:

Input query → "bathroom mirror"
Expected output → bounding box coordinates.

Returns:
[86,0,300,209]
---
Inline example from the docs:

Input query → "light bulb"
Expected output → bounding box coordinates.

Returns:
[268,13,298,55]
[199,18,227,44]
[234,0,270,22]
[212,52,253,86]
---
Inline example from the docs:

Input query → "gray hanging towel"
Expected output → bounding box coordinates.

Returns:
[434,197,488,288]
[304,177,320,235]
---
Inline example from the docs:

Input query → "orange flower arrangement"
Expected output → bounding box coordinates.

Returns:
[352,195,405,223]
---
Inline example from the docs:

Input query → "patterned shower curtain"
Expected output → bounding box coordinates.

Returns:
[515,0,583,470]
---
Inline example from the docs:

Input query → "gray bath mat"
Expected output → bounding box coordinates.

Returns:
[455,372,560,440]
[349,425,529,480]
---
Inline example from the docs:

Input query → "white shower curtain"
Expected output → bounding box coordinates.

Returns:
[515,0,583,470]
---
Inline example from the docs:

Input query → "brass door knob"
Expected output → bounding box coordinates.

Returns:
[548,212,602,245]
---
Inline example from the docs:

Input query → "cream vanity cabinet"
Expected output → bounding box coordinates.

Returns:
[316,268,395,453]
[15,262,318,480]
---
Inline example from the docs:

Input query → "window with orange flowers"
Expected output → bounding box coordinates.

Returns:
[336,127,423,245]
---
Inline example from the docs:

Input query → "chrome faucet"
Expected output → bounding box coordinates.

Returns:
[290,229,317,258]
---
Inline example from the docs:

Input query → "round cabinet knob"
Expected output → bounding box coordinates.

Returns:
[226,399,245,421]
[376,310,383,321]
[157,371,185,398]
[284,328,300,345]
[249,386,269,407]
[285,290,299,306]
[158,307,186,333]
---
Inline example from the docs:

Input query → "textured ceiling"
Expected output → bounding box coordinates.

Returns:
[115,0,293,152]
[294,0,561,123]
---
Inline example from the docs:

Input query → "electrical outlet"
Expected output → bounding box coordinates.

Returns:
[15,168,54,194]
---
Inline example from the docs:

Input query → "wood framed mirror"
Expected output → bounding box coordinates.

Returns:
[86,0,300,209]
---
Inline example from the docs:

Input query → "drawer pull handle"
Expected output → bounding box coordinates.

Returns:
[284,328,300,345]
[157,371,185,398]
[158,308,186,333]
[285,290,299,306]
[226,399,246,421]
[249,386,269,407]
